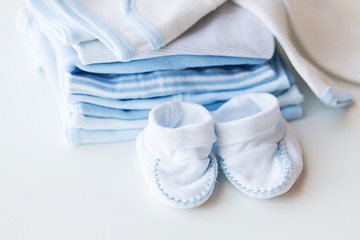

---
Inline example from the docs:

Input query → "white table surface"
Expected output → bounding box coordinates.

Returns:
[1,1,359,239]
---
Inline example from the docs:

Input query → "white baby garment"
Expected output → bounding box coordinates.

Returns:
[72,2,275,65]
[232,0,354,107]
[31,0,226,61]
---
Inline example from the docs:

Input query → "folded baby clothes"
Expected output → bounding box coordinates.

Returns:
[38,5,272,75]
[213,93,303,199]
[71,2,275,65]
[136,102,218,208]
[66,83,303,120]
[65,103,303,145]
[48,26,269,75]
[27,0,355,109]
[19,8,263,94]
[67,84,303,112]
[21,10,302,100]
[27,0,226,60]
[62,54,304,134]
[65,85,303,132]
[65,103,302,135]
[232,0,353,107]
[18,2,305,145]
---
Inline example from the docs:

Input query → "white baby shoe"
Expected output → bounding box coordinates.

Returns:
[136,102,218,208]
[213,93,303,199]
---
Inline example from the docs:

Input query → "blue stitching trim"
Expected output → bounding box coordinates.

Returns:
[320,87,353,107]
[54,0,136,60]
[220,141,292,195]
[27,0,81,44]
[153,154,217,206]
[123,0,166,50]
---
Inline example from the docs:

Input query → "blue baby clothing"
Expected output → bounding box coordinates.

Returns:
[18,2,304,145]
[69,85,303,121]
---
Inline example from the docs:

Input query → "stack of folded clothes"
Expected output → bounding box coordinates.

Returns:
[18,0,304,145]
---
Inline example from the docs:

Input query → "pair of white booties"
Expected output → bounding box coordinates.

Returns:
[136,93,303,208]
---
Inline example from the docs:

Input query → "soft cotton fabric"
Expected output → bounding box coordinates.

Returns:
[136,102,218,208]
[27,0,226,61]
[232,0,353,107]
[213,93,303,198]
[72,2,275,65]
[281,0,360,84]
[51,31,270,75]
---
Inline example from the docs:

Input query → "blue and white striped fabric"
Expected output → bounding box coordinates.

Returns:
[66,60,279,100]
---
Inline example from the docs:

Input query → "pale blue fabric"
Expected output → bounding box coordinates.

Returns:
[68,89,302,125]
[320,87,353,107]
[25,0,87,45]
[74,103,149,120]
[279,105,303,121]
[71,85,303,121]
[66,127,143,145]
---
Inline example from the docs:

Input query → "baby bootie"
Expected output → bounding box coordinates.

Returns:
[213,93,303,199]
[136,102,218,208]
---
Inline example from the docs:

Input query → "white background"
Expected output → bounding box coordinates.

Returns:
[0,0,359,239]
